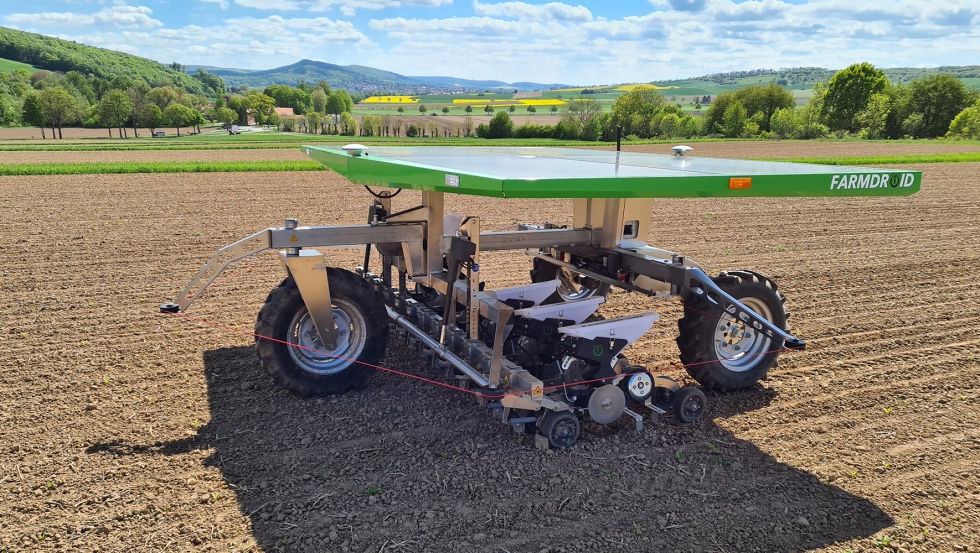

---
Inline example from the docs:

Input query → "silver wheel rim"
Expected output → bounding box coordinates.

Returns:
[287,298,367,375]
[557,268,601,301]
[713,297,773,372]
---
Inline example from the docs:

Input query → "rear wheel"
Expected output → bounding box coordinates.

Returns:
[676,270,789,392]
[255,269,389,397]
[530,257,610,303]
[541,411,581,449]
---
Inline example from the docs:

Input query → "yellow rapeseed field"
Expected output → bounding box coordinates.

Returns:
[616,84,680,91]
[362,96,419,103]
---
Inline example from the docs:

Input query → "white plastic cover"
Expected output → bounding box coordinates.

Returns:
[514,296,605,324]
[558,312,659,345]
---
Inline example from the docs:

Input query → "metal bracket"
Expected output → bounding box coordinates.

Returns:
[280,250,339,350]
[622,408,644,433]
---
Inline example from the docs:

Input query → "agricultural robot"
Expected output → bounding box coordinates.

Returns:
[162,145,920,449]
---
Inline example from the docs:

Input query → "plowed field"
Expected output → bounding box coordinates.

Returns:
[1,144,978,553]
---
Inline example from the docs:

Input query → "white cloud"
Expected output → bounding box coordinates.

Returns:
[473,1,593,22]
[6,5,162,28]
[235,0,301,9]
[200,0,230,9]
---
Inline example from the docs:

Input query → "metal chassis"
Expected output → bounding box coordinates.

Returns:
[164,191,805,423]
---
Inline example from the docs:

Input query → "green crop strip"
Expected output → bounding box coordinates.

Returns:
[0,160,325,176]
[772,152,980,165]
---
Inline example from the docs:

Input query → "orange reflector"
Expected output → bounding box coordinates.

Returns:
[729,177,752,189]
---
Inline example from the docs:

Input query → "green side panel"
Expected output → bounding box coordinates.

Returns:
[303,145,921,199]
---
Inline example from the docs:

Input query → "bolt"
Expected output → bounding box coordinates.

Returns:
[734,345,741,351]
[338,330,346,336]
[304,331,311,337]
[719,325,727,331]
[601,399,611,408]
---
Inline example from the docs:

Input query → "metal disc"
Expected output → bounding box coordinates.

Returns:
[588,384,626,425]
[625,372,653,402]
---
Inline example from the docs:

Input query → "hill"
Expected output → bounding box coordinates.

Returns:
[185,59,567,93]
[0,26,215,95]
[0,56,35,73]
[688,66,980,86]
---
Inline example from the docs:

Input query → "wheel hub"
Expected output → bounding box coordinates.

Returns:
[713,297,773,372]
[288,302,366,375]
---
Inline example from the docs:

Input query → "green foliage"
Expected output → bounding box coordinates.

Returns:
[0,27,213,95]
[245,93,276,125]
[213,107,237,126]
[905,74,980,138]
[39,87,82,129]
[858,93,891,139]
[611,85,666,135]
[96,89,132,130]
[484,111,513,138]
[514,123,555,139]
[147,86,180,110]
[736,82,796,132]
[325,90,352,115]
[822,62,888,132]
[721,101,748,138]
[265,84,310,115]
[161,104,196,135]
[141,104,162,131]
[310,88,328,113]
[947,102,980,139]
[418,104,427,113]
[191,69,225,98]
[0,94,13,126]
[769,107,801,138]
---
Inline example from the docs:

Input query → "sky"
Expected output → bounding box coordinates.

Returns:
[3,0,979,85]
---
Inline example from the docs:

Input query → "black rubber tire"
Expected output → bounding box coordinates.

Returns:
[254,269,389,397]
[530,257,610,304]
[541,411,581,449]
[672,387,706,423]
[676,270,789,392]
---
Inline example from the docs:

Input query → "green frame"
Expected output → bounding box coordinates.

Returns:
[305,145,921,199]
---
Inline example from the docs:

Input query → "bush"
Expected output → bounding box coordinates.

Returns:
[514,123,554,139]
[486,111,514,138]
[947,103,980,139]
[474,123,489,138]
[406,124,419,138]
[553,118,580,139]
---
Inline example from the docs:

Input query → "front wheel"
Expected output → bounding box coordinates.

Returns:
[676,270,789,392]
[255,269,389,397]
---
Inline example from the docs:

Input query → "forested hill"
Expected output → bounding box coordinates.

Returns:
[693,66,980,86]
[0,26,219,96]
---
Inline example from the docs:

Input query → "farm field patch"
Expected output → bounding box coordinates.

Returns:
[0,144,978,552]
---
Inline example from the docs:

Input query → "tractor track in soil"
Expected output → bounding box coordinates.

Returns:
[0,145,978,553]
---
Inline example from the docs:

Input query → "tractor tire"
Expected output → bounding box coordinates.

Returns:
[530,257,610,304]
[255,269,389,397]
[676,270,789,392]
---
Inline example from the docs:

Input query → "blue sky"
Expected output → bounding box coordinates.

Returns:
[3,0,979,85]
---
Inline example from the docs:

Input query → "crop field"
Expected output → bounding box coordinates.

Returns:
[1,142,979,553]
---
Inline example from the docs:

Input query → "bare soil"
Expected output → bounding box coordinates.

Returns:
[1,144,978,553]
[0,149,307,165]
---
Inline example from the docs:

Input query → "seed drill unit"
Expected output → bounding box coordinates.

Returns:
[162,145,920,449]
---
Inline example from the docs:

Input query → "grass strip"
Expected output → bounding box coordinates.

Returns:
[771,152,980,165]
[0,160,325,176]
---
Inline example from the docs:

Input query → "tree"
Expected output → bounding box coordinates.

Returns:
[821,62,888,133]
[737,82,795,132]
[246,93,276,125]
[464,104,473,115]
[905,74,979,138]
[127,81,150,137]
[484,105,493,115]
[486,111,513,139]
[659,113,681,138]
[213,107,237,127]
[162,103,195,136]
[858,93,891,139]
[325,91,347,118]
[611,85,666,136]
[39,87,82,139]
[0,96,12,127]
[142,104,162,134]
[508,104,516,114]
[947,101,980,140]
[770,107,802,138]
[306,111,321,134]
[22,92,47,138]
[551,105,558,115]
[311,89,328,113]
[147,86,180,110]
[721,101,748,138]
[96,89,132,138]
[419,104,427,114]
[397,106,405,115]
[442,106,450,115]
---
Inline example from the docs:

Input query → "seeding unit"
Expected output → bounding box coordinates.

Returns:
[162,145,920,449]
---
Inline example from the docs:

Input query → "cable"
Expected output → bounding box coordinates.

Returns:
[363,185,401,199]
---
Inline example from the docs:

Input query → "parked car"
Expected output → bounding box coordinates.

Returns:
[152,131,166,138]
